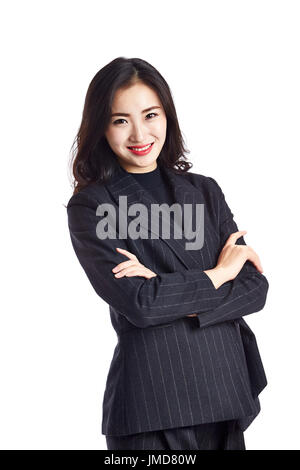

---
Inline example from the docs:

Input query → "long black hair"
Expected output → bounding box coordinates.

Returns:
[69,57,193,195]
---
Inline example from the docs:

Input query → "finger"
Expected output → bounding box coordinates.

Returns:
[116,247,137,260]
[114,267,145,278]
[225,230,247,246]
[247,251,263,273]
[112,260,138,273]
[247,249,263,272]
[227,230,247,244]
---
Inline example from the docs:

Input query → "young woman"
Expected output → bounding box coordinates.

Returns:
[67,57,269,450]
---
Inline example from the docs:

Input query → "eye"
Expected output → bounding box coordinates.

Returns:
[112,113,158,126]
[112,118,127,125]
[146,112,158,119]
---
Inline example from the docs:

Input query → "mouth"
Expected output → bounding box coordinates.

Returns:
[127,142,154,155]
[127,142,154,150]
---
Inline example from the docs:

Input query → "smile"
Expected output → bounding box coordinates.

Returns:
[127,142,154,155]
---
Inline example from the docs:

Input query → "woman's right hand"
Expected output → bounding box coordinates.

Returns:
[204,230,264,289]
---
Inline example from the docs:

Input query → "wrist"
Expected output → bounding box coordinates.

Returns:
[204,266,228,289]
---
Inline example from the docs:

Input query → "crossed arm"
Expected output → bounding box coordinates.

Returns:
[194,177,269,328]
[67,178,269,329]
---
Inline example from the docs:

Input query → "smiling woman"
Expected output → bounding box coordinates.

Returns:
[66,57,269,451]
[105,81,169,174]
[69,57,192,194]
[105,81,167,173]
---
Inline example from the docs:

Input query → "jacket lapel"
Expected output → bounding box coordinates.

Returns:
[105,164,207,270]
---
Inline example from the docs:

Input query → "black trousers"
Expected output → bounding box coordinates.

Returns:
[106,420,246,450]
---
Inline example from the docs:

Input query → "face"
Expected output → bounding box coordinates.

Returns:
[104,82,167,173]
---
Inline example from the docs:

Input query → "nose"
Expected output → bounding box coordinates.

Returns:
[129,122,145,144]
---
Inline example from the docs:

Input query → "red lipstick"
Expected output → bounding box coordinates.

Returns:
[127,142,154,156]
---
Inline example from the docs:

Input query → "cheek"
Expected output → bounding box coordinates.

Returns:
[106,128,125,147]
[153,118,167,139]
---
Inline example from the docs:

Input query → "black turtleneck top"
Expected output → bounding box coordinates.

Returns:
[124,165,175,206]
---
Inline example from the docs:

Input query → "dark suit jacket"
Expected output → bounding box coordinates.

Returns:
[66,163,269,436]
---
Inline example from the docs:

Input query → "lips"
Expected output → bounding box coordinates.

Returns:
[127,142,154,149]
[127,142,154,156]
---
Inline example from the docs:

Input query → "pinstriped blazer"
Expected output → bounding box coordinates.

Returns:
[66,162,269,436]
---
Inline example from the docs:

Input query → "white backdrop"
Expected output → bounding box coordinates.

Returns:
[1,0,299,450]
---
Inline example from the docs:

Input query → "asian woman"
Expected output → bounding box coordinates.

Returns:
[66,57,269,450]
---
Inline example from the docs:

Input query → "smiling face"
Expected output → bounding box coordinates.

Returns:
[105,81,167,173]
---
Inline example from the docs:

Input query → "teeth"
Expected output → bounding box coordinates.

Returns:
[130,143,152,151]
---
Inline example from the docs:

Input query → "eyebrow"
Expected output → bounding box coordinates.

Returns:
[110,106,161,117]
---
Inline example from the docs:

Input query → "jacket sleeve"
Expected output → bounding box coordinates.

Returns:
[195,177,269,328]
[67,191,235,329]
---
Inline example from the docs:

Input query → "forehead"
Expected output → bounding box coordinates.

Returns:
[112,82,161,110]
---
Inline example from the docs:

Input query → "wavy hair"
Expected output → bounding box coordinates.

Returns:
[68,57,193,195]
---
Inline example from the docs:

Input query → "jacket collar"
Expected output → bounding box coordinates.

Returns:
[105,163,206,270]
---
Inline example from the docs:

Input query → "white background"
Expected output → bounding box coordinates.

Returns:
[1,0,299,450]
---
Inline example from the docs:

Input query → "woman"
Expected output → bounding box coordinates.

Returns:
[67,57,269,450]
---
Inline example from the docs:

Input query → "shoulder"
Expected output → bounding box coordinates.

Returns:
[177,170,223,197]
[66,183,109,232]
[67,181,108,210]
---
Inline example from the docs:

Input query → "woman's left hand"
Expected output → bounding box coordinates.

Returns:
[112,247,157,279]
[113,247,197,318]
